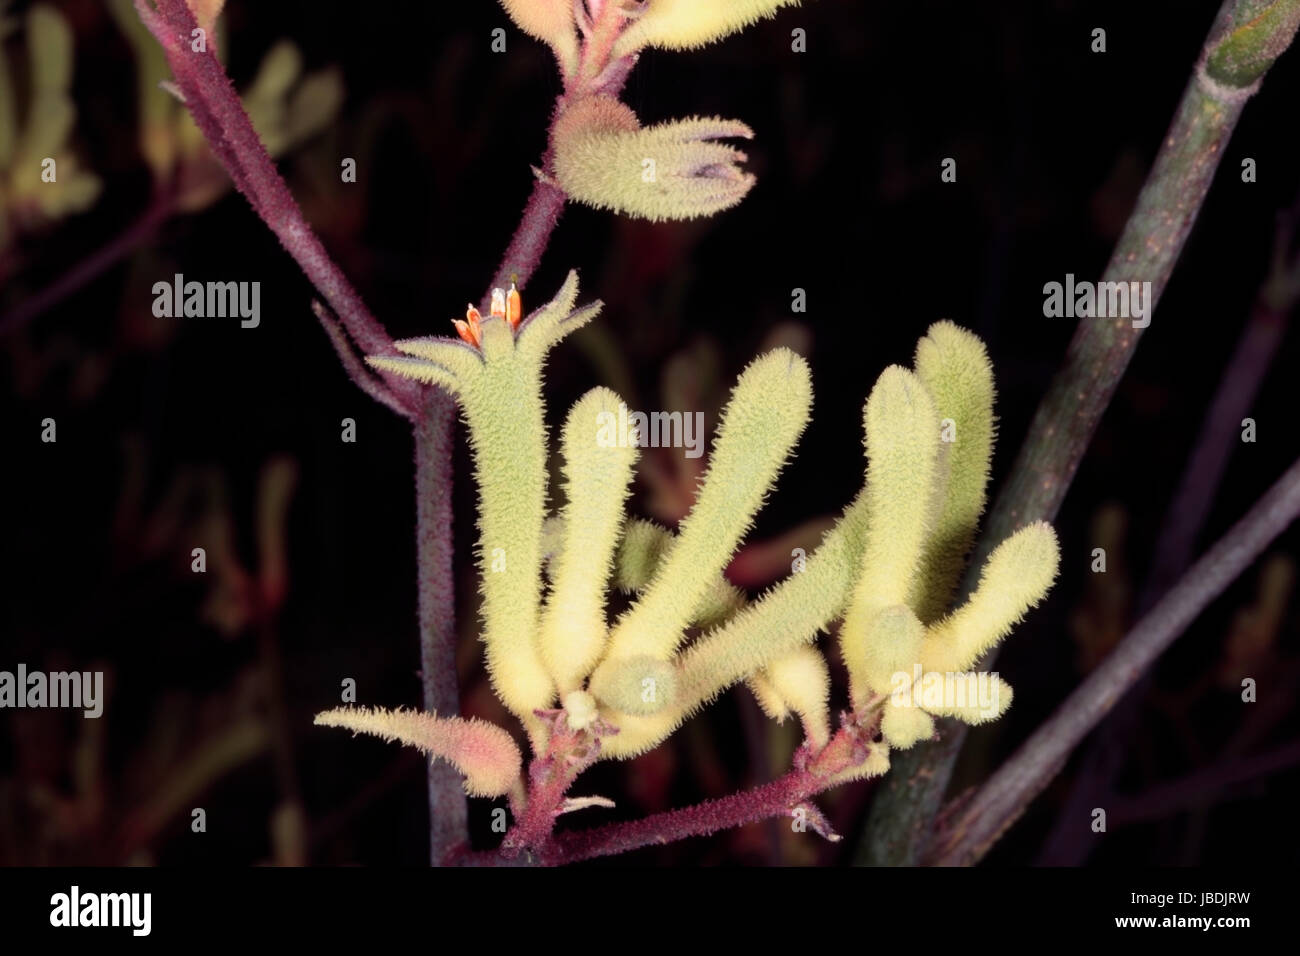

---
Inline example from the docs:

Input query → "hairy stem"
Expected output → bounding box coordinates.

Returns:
[415,392,467,863]
[133,0,402,362]
[857,0,1298,866]
[133,0,466,863]
[542,724,876,865]
[486,176,568,304]
[547,769,813,864]
[923,455,1300,865]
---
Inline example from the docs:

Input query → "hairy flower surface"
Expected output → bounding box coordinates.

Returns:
[314,706,522,798]
[838,322,1059,751]
[331,284,1057,830]
[614,0,802,57]
[368,272,600,745]
[553,95,754,222]
[499,0,578,74]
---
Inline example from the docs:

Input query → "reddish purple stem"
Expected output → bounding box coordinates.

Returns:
[133,0,396,361]
[484,177,568,306]
[133,0,466,862]
[546,771,813,864]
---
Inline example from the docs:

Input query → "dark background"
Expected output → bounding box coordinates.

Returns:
[1,0,1297,865]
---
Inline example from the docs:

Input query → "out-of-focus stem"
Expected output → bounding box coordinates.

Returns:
[857,0,1300,866]
[0,196,172,336]
[923,456,1300,865]
[1036,198,1299,866]
[133,0,466,864]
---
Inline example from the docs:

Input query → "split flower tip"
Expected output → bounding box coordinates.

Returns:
[314,705,522,798]
[553,96,757,222]
[368,271,598,390]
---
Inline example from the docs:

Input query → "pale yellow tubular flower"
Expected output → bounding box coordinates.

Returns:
[910,321,996,622]
[917,673,1014,725]
[601,490,870,759]
[561,689,600,731]
[314,706,522,798]
[761,645,831,748]
[539,388,639,693]
[613,0,802,57]
[499,0,579,76]
[368,273,601,736]
[840,367,939,701]
[746,670,790,723]
[921,521,1060,674]
[613,518,671,593]
[879,702,935,750]
[588,654,677,715]
[553,95,755,222]
[595,348,811,675]
[613,518,747,627]
[859,604,925,697]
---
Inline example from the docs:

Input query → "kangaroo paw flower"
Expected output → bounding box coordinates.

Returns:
[366,272,602,735]
[613,0,802,57]
[315,706,522,798]
[553,95,755,222]
[500,0,579,76]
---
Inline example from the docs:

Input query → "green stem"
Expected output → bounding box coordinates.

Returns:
[924,455,1300,866]
[855,0,1299,867]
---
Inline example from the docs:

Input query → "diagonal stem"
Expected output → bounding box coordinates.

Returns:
[856,0,1299,866]
[542,733,861,865]
[923,455,1300,865]
[0,195,173,336]
[1036,250,1295,866]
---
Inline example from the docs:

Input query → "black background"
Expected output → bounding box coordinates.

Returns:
[1,0,1298,866]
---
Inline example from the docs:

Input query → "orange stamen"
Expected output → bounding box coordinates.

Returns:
[452,318,477,346]
[506,283,522,328]
[490,288,507,319]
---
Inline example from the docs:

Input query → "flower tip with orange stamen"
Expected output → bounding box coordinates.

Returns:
[506,283,522,328]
